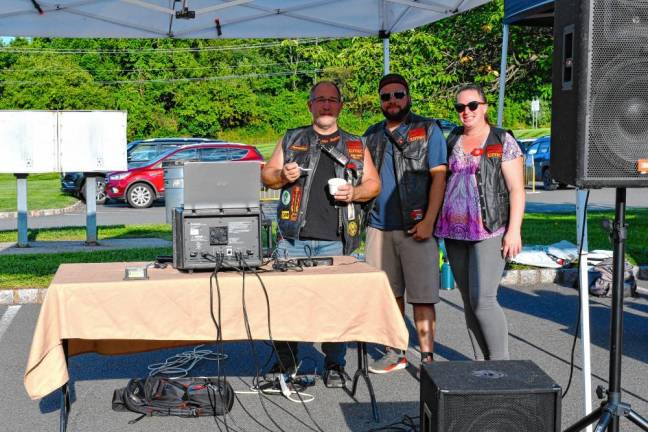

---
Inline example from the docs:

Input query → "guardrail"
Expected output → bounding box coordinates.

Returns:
[260,187,280,201]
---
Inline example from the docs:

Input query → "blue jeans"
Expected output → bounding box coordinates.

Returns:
[275,238,347,368]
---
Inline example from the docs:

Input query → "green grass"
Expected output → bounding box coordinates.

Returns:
[0,173,78,213]
[0,224,172,243]
[1,209,646,289]
[522,210,648,265]
[0,247,172,288]
[512,128,551,140]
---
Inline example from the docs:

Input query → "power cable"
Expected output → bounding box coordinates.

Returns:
[0,37,333,55]
[147,345,228,378]
[0,68,323,85]
[241,255,324,432]
[0,60,314,74]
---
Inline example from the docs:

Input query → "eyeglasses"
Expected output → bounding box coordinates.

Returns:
[454,101,486,113]
[380,91,407,102]
[311,97,341,104]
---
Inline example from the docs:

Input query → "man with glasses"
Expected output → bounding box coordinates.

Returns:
[363,74,447,373]
[261,80,380,387]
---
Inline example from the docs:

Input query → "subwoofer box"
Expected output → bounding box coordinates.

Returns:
[420,360,561,432]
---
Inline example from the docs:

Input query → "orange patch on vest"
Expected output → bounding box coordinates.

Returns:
[289,187,302,221]
[486,143,503,158]
[289,143,309,151]
[346,140,364,160]
[407,127,426,142]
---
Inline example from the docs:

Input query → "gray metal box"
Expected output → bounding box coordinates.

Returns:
[173,208,262,270]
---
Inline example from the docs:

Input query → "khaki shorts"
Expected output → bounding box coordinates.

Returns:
[365,227,440,304]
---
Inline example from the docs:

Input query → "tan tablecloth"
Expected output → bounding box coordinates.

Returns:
[24,257,408,400]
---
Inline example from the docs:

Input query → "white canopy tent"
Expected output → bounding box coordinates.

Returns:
[2,0,492,246]
[1,0,490,39]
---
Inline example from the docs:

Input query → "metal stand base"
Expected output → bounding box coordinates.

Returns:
[565,397,648,432]
[346,342,380,422]
[563,189,647,432]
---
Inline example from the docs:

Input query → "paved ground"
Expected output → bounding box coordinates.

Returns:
[1,187,646,231]
[1,280,647,431]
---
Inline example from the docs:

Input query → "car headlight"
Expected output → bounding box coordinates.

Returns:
[108,172,131,181]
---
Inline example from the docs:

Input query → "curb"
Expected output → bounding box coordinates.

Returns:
[0,201,84,219]
[2,266,646,306]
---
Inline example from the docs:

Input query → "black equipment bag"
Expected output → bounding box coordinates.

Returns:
[112,376,234,420]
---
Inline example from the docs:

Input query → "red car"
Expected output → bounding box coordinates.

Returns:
[106,142,264,208]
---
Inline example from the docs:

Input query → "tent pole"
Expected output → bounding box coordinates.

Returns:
[382,35,390,75]
[576,188,593,432]
[496,23,509,127]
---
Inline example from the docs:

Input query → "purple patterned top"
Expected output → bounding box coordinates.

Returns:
[435,132,522,241]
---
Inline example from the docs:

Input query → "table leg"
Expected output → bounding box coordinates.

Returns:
[348,342,380,422]
[59,340,70,432]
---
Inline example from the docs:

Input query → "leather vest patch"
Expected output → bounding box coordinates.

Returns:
[288,143,309,151]
[407,127,426,142]
[289,187,302,221]
[346,140,363,160]
[486,143,503,158]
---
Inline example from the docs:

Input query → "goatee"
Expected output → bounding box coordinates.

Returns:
[382,103,411,122]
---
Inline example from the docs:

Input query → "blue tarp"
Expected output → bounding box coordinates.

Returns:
[504,0,554,25]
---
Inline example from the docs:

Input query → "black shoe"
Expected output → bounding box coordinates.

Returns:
[323,365,347,388]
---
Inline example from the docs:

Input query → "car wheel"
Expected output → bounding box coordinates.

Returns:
[81,179,108,205]
[542,169,558,191]
[126,183,155,208]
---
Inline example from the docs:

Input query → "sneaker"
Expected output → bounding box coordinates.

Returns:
[323,365,347,388]
[368,348,407,374]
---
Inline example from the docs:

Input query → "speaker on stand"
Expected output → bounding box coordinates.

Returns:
[552,1,648,431]
[551,0,648,188]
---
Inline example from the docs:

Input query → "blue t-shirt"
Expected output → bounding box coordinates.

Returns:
[368,122,447,230]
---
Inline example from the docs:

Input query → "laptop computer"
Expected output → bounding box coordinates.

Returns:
[182,161,261,210]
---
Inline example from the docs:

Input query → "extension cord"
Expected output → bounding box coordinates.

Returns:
[278,373,292,398]
[297,257,334,267]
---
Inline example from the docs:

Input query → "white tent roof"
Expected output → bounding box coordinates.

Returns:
[2,0,491,39]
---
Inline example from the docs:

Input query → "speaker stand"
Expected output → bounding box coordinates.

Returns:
[564,188,648,432]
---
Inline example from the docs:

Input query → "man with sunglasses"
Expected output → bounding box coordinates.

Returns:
[262,80,380,388]
[363,73,447,374]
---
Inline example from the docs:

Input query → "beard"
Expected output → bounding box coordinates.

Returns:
[381,102,411,122]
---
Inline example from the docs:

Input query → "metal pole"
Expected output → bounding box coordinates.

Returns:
[382,36,390,75]
[607,188,627,432]
[576,189,593,432]
[497,23,509,127]
[85,174,98,245]
[15,174,29,247]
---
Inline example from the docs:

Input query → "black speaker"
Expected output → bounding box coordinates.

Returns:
[420,360,561,432]
[551,0,648,188]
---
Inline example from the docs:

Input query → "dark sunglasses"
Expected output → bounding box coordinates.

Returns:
[380,91,407,102]
[454,101,486,112]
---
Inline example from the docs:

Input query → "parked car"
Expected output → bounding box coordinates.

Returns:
[106,142,264,208]
[60,137,218,204]
[436,119,458,136]
[517,137,536,153]
[525,136,566,190]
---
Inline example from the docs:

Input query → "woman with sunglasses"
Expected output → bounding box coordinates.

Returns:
[434,83,524,361]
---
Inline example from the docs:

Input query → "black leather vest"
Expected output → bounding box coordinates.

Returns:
[364,112,440,229]
[446,126,513,233]
[277,125,365,254]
